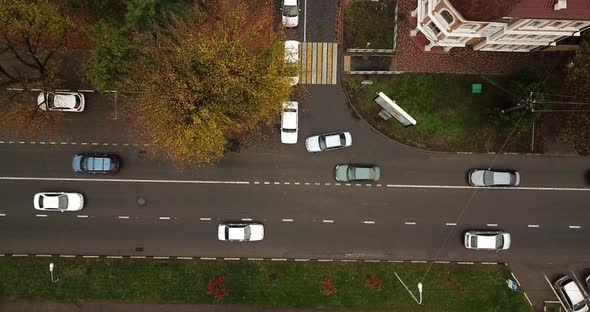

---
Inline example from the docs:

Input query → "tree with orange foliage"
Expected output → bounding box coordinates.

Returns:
[120,0,293,165]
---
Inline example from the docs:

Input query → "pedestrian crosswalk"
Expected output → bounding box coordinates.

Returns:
[300,42,338,85]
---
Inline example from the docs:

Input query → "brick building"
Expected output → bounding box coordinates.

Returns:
[411,0,590,52]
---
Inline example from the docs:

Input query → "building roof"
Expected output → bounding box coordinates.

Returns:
[509,0,590,20]
[447,0,519,22]
[447,0,590,22]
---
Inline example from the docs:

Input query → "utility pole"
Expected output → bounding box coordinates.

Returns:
[501,92,535,114]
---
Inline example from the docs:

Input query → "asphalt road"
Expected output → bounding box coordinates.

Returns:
[1,0,589,310]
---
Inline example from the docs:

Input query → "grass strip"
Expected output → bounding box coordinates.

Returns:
[0,257,530,311]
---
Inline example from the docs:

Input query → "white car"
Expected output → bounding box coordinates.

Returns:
[305,132,352,152]
[284,40,300,86]
[464,230,511,250]
[37,91,85,112]
[281,0,300,28]
[468,169,519,187]
[281,101,298,144]
[218,223,264,242]
[554,276,589,312]
[33,192,84,212]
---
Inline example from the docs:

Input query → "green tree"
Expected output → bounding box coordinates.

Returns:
[124,0,194,32]
[85,21,134,91]
[0,0,70,86]
[119,0,292,164]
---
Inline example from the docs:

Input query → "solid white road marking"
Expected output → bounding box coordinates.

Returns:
[0,176,250,185]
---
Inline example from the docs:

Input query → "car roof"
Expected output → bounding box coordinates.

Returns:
[324,134,342,148]
[492,172,512,184]
[282,111,297,129]
[352,167,372,180]
[41,194,61,208]
[87,156,112,171]
[564,280,585,305]
[228,226,245,240]
[476,235,497,249]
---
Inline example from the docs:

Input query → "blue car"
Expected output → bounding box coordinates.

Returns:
[72,153,120,174]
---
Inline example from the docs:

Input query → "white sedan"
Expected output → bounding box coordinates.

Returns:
[37,91,85,112]
[284,40,300,86]
[305,132,352,152]
[464,230,511,250]
[468,169,519,187]
[218,223,264,242]
[281,101,298,144]
[33,192,84,212]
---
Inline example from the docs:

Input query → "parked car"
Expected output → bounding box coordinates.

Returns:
[37,91,85,112]
[217,223,264,242]
[468,169,520,187]
[554,275,589,312]
[284,40,300,85]
[305,132,352,152]
[281,101,298,144]
[464,230,511,250]
[335,164,380,182]
[33,192,84,212]
[281,0,300,28]
[72,153,120,174]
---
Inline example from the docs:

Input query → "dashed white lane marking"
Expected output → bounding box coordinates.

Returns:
[282,218,293,222]
[284,182,290,185]
[77,215,88,218]
[0,213,6,217]
[324,183,331,186]
[294,182,300,185]
[404,221,416,225]
[274,182,280,185]
[527,224,540,228]
[322,219,334,223]
[569,225,582,229]
[159,216,171,220]
[445,222,456,226]
[0,141,150,147]
[35,214,47,217]
[254,181,260,184]
[487,223,498,227]
[305,182,310,185]
[200,217,211,221]
[241,218,252,221]
[314,182,321,186]
[0,176,250,185]
[264,182,270,185]
[118,216,130,219]
[363,220,375,224]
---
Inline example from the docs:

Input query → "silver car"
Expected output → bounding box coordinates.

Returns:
[305,132,352,152]
[554,276,589,312]
[464,230,511,250]
[468,169,520,186]
[335,164,380,182]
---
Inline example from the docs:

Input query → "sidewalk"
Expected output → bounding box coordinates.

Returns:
[0,301,346,312]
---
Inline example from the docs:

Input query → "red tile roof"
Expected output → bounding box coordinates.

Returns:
[508,0,590,20]
[448,0,590,21]
[448,0,520,22]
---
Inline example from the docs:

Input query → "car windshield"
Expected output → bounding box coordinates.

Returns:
[58,195,68,209]
[38,196,44,208]
[574,300,587,311]
[283,128,296,133]
[470,236,477,247]
[46,93,55,108]
[483,171,495,185]
[283,5,298,17]
[495,235,504,248]
[80,156,89,171]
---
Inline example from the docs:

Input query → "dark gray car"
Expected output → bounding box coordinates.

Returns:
[335,164,380,182]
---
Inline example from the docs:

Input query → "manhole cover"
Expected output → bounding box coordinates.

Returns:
[137,196,146,206]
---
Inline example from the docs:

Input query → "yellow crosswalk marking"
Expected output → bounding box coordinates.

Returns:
[300,42,338,85]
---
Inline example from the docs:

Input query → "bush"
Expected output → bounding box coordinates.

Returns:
[321,276,337,296]
[207,274,229,302]
[365,274,382,290]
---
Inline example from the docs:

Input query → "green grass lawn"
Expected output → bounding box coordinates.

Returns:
[345,74,541,152]
[343,0,396,49]
[1,257,531,311]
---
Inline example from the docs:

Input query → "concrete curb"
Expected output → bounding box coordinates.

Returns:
[1,254,502,265]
